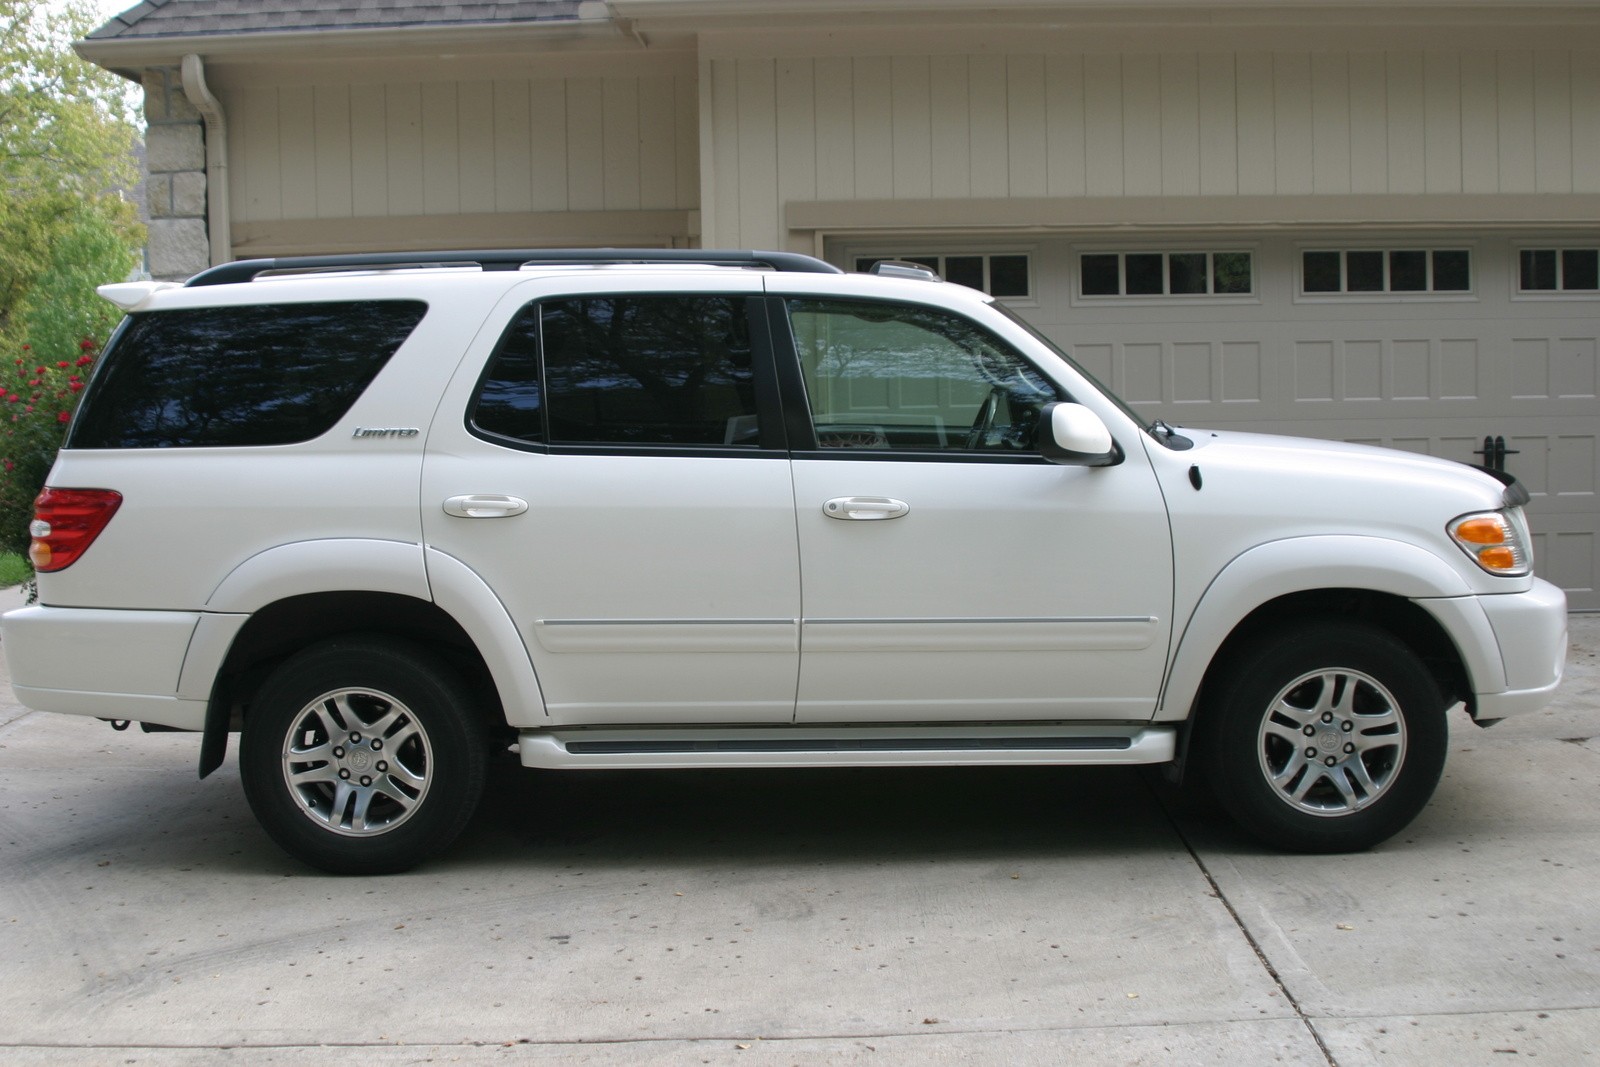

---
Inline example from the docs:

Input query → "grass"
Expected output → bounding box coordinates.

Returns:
[0,552,32,588]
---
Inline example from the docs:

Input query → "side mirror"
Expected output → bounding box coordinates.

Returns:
[1040,402,1122,467]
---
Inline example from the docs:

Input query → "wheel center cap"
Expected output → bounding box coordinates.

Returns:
[1317,731,1343,753]
[349,750,373,770]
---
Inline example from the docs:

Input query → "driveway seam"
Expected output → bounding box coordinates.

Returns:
[1160,786,1338,1067]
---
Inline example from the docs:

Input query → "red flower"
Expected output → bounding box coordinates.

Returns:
[56,411,70,423]
[75,355,94,367]
[79,339,95,351]
[5,396,17,404]
[34,367,44,375]
[20,344,29,351]
[2,461,12,473]
[56,361,69,369]
[69,382,83,392]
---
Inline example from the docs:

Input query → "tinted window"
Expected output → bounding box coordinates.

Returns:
[472,295,761,448]
[70,301,426,449]
[787,298,1058,453]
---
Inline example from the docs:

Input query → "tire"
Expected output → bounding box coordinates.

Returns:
[1198,621,1448,853]
[240,636,488,875]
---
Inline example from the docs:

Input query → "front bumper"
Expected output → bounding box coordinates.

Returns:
[1472,577,1568,722]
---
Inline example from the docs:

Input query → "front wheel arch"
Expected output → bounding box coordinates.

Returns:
[1193,619,1450,852]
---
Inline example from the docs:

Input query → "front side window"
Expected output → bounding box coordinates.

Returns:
[1079,251,1253,298]
[70,301,427,449]
[472,294,761,448]
[786,299,1058,453]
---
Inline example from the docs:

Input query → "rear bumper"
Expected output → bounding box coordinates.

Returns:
[1,605,208,730]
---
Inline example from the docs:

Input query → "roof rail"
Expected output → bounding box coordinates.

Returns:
[185,248,844,287]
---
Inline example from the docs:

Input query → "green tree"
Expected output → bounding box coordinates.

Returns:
[0,0,145,555]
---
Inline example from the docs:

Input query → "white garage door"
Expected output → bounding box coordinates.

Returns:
[840,235,1600,608]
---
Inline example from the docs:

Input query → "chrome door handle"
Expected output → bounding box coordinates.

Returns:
[443,494,528,518]
[823,496,909,521]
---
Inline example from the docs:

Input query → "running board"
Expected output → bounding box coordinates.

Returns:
[516,724,1176,770]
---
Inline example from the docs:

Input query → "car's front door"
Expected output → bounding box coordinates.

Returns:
[421,275,800,725]
[774,293,1174,723]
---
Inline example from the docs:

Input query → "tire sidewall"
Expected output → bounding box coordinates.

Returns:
[240,636,486,875]
[1202,622,1448,853]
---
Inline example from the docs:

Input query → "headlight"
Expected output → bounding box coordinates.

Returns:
[1448,509,1531,576]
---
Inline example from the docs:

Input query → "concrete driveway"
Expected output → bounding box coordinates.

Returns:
[2,590,1597,1065]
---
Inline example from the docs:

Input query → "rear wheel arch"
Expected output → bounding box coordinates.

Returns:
[200,591,507,778]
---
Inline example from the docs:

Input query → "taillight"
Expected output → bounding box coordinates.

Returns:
[28,488,122,572]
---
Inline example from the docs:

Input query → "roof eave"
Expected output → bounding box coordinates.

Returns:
[75,16,627,74]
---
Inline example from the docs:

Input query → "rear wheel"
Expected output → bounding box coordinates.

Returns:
[1199,622,1448,852]
[240,636,487,874]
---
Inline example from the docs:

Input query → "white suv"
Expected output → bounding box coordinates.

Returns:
[2,250,1568,874]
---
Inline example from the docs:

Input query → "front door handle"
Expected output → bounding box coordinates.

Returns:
[443,494,528,518]
[823,496,909,521]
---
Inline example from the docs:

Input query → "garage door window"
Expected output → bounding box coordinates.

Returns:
[1301,249,1472,295]
[853,254,1031,299]
[1078,251,1253,298]
[1519,249,1600,293]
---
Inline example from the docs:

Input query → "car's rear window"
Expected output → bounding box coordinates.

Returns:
[69,300,427,449]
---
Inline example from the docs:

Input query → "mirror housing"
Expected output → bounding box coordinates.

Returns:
[1040,402,1122,467]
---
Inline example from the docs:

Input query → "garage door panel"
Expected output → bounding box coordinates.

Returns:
[838,233,1600,606]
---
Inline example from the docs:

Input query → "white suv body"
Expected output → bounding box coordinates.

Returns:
[2,251,1567,873]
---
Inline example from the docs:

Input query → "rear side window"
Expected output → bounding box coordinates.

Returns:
[472,294,761,448]
[69,301,427,449]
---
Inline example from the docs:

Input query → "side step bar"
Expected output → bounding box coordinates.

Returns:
[517,724,1176,770]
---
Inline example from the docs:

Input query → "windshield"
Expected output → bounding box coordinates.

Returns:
[985,300,1154,432]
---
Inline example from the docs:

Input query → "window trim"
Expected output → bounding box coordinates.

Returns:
[1292,242,1479,303]
[1069,245,1260,307]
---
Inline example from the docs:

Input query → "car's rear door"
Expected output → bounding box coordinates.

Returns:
[421,273,801,725]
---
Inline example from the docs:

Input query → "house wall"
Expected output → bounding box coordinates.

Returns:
[211,54,701,255]
[698,48,1600,249]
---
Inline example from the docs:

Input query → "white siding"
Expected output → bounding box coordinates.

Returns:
[702,49,1600,248]
[224,73,700,224]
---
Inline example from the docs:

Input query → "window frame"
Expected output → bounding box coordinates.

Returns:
[1069,246,1259,307]
[1293,243,1478,303]
[466,291,791,459]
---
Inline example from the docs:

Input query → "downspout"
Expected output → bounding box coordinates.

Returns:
[180,54,232,266]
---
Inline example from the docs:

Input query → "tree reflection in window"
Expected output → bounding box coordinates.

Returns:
[71,301,426,449]
[787,299,1058,452]
[474,295,761,448]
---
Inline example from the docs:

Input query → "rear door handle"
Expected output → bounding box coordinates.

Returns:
[443,494,528,518]
[823,496,909,521]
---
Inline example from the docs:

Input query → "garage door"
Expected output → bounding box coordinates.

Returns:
[838,235,1600,608]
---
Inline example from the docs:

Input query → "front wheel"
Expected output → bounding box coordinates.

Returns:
[1198,622,1449,853]
[240,636,487,875]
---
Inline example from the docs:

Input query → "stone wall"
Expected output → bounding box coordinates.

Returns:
[141,67,209,280]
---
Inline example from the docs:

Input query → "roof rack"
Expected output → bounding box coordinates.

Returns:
[185,248,844,287]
